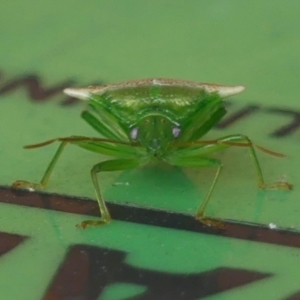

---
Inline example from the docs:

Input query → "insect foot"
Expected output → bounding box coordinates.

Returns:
[77,219,111,229]
[259,182,293,191]
[195,215,226,229]
[11,180,42,192]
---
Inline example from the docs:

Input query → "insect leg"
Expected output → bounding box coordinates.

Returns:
[223,134,264,187]
[81,110,127,141]
[215,134,293,190]
[12,141,68,191]
[79,158,146,228]
[165,155,222,224]
[176,134,292,189]
[167,133,291,225]
[12,134,141,192]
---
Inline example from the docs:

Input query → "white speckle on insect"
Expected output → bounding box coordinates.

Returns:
[209,85,245,97]
[130,127,139,140]
[64,88,90,100]
[172,126,181,138]
[28,187,35,192]
[152,79,160,85]
[113,182,129,186]
[269,223,277,230]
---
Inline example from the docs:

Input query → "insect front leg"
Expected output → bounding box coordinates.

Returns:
[79,158,146,229]
[165,155,223,226]
[12,141,68,191]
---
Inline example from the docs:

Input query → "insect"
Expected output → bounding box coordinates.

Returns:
[12,78,292,228]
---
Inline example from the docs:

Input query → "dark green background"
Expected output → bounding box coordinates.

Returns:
[1,1,300,299]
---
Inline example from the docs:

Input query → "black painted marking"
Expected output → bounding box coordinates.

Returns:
[285,291,300,300]
[0,74,74,103]
[266,107,300,137]
[0,231,28,256]
[0,71,106,106]
[2,186,300,249]
[216,105,260,129]
[0,69,299,137]
[44,245,272,300]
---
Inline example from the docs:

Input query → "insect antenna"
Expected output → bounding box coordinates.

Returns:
[174,140,286,158]
[24,137,141,149]
[254,144,286,158]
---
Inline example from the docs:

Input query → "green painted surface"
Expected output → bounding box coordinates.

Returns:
[0,1,300,299]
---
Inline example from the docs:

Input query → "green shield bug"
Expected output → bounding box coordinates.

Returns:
[12,78,292,228]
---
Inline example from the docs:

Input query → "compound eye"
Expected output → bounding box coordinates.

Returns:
[130,127,139,140]
[172,126,181,138]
